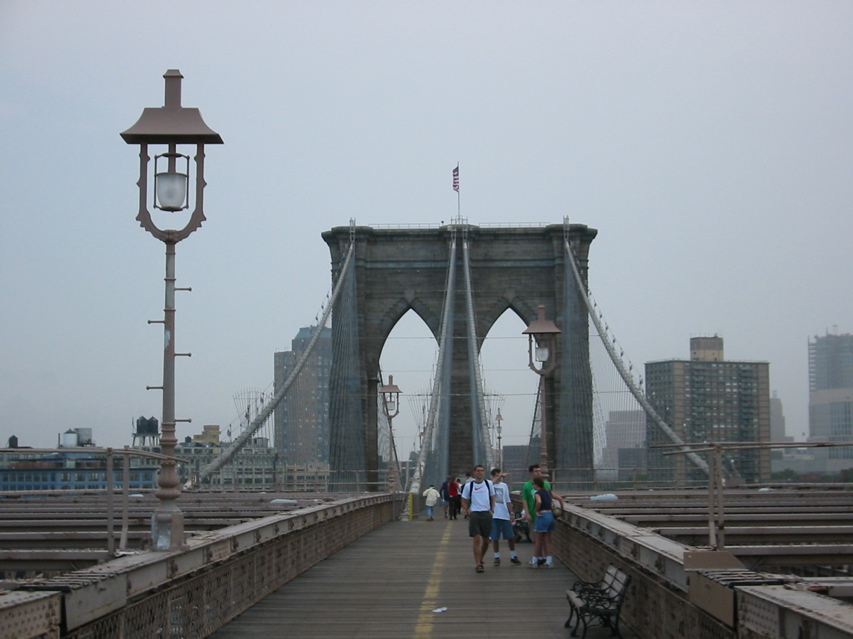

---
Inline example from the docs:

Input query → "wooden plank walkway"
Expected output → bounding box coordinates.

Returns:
[209,516,640,638]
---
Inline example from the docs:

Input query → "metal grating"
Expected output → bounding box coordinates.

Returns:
[694,611,736,639]
[0,590,62,639]
[738,589,780,638]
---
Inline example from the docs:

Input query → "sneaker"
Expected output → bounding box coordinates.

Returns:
[510,556,522,565]
[545,562,554,568]
[529,560,539,569]
[493,557,501,566]
[537,558,547,567]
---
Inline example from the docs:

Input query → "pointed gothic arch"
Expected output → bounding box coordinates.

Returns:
[323,223,597,490]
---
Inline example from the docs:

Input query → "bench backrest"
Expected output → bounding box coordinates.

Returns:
[603,568,631,606]
[601,564,620,591]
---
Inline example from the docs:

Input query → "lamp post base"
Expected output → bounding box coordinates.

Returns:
[151,503,186,551]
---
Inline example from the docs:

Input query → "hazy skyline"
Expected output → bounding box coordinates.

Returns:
[2,2,851,459]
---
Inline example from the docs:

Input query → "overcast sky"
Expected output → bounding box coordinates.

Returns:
[1,2,851,457]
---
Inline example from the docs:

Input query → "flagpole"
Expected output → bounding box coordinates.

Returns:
[453,163,460,221]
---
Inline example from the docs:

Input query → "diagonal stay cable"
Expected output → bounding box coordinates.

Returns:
[562,228,709,476]
[186,239,357,489]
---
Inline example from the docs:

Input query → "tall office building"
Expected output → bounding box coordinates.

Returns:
[600,410,646,479]
[274,326,332,468]
[645,336,771,486]
[809,332,853,459]
[769,393,788,443]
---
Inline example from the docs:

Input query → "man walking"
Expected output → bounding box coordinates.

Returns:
[422,484,441,521]
[439,476,451,519]
[461,465,495,573]
[489,468,521,565]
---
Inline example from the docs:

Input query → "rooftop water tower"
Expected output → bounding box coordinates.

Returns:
[134,416,160,447]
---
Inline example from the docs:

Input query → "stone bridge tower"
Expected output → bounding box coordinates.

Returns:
[322,222,597,490]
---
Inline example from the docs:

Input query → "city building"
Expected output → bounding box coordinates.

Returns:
[769,392,789,443]
[645,336,771,486]
[501,444,531,492]
[808,331,853,464]
[599,409,646,481]
[274,326,332,471]
[617,447,648,484]
[175,436,328,491]
[0,429,158,492]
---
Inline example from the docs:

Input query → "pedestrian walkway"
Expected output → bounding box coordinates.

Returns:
[209,516,640,638]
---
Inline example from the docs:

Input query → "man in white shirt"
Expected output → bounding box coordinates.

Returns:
[422,484,441,521]
[489,468,521,565]
[461,464,496,573]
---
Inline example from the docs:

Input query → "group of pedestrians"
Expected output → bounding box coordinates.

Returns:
[440,475,462,519]
[424,462,563,573]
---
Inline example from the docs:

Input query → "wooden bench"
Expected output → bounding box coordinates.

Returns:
[565,564,631,638]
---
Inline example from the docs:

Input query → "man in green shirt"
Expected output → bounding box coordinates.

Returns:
[521,464,550,567]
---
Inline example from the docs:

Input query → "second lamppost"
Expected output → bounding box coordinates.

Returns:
[523,305,561,479]
[380,376,403,492]
[496,410,504,470]
[121,70,222,550]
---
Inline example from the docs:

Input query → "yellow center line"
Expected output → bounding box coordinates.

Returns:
[412,523,453,638]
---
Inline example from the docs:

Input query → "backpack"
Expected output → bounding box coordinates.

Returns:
[462,479,494,503]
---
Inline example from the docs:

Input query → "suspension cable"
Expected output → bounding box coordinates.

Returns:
[411,231,457,494]
[461,235,494,470]
[186,239,358,489]
[562,225,709,476]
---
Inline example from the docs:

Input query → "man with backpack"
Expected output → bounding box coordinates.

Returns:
[461,464,496,573]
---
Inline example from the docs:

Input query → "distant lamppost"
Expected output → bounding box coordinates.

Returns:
[380,375,403,492]
[523,305,561,478]
[496,410,504,469]
[121,70,222,550]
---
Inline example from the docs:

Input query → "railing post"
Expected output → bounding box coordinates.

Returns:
[106,448,115,556]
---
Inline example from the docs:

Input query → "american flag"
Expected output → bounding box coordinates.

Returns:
[452,165,459,192]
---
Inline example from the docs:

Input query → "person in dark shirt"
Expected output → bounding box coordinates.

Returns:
[532,476,565,568]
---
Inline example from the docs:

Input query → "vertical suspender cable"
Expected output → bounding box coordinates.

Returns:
[461,236,494,470]
[411,232,457,495]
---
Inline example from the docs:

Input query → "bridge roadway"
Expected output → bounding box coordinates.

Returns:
[208,516,639,639]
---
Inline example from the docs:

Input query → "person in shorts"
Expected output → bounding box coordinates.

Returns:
[461,464,496,572]
[522,464,551,566]
[532,476,565,568]
[489,468,521,565]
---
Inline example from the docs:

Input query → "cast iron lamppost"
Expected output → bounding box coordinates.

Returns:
[121,69,222,550]
[523,305,561,479]
[380,375,403,492]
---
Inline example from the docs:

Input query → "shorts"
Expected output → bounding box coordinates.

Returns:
[468,511,493,538]
[489,518,514,541]
[534,511,555,533]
